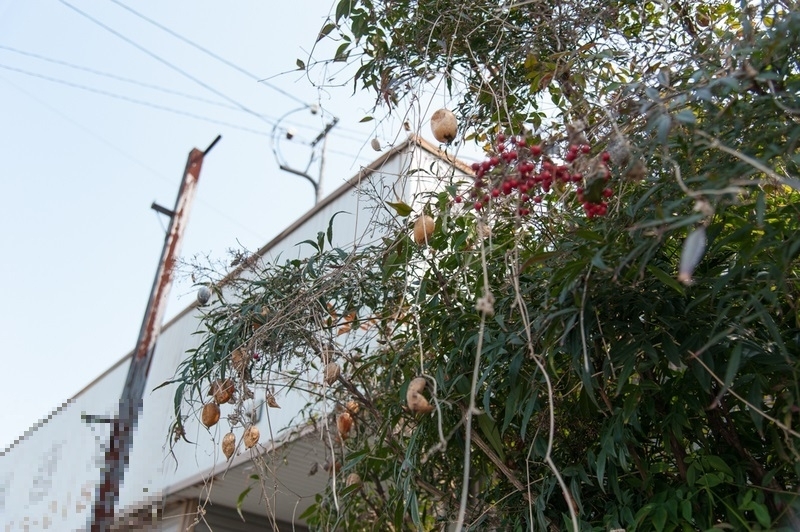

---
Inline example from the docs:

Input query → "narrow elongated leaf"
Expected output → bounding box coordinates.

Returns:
[386,201,413,217]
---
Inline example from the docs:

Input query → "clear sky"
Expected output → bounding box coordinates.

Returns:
[0,1,452,451]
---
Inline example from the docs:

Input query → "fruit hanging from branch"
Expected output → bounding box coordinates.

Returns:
[406,377,435,413]
[413,215,435,245]
[324,362,341,385]
[201,402,220,428]
[430,109,457,143]
[209,378,235,404]
[244,425,260,449]
[337,411,354,439]
[221,432,236,459]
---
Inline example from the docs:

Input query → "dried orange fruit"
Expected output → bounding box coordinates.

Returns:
[221,432,236,459]
[209,378,235,404]
[231,348,249,372]
[201,402,220,427]
[345,400,359,416]
[406,377,434,414]
[243,425,260,449]
[337,412,354,439]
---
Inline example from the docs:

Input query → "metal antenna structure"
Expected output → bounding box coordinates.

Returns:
[270,104,339,204]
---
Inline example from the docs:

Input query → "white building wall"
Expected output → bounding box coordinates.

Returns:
[0,138,467,530]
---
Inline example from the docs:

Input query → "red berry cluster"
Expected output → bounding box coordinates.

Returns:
[456,133,613,218]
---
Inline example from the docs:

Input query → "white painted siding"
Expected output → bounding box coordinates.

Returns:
[0,137,468,530]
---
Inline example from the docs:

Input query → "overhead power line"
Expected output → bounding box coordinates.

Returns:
[104,0,372,140]
[0,73,269,241]
[58,0,276,128]
[106,0,311,109]
[0,44,241,111]
[0,63,272,136]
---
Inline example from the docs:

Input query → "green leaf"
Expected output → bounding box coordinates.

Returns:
[236,486,253,519]
[386,201,413,217]
[317,22,336,42]
[477,414,506,462]
[335,0,352,22]
[647,264,685,294]
[334,42,350,62]
[652,506,667,531]
[296,58,305,70]
[675,109,696,124]
[720,343,742,397]
[752,502,771,528]
[359,115,374,122]
[596,449,607,491]
[298,501,318,520]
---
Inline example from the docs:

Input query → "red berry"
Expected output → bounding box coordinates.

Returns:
[497,133,506,144]
[455,195,463,203]
[581,144,591,154]
[530,144,542,157]
[490,156,501,166]
[471,162,481,172]
[602,188,613,198]
[601,151,611,163]
[491,188,500,198]
[474,201,483,210]
[565,152,577,163]
[533,195,542,203]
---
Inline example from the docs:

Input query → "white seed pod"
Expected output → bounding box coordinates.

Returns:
[678,225,707,286]
[221,432,236,459]
[243,425,260,449]
[197,286,212,306]
[370,137,381,151]
[406,377,434,414]
[430,109,457,143]
[324,362,341,385]
[413,215,435,245]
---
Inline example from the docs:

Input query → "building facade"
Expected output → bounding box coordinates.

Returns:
[0,136,469,531]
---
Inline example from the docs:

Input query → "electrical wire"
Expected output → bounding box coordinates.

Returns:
[0,63,272,136]
[0,73,269,241]
[0,44,242,111]
[105,0,374,140]
[58,0,277,128]
[0,42,370,144]
[106,0,311,109]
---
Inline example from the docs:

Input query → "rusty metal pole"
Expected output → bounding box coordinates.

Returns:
[90,135,220,531]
